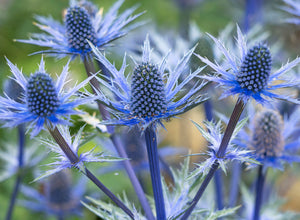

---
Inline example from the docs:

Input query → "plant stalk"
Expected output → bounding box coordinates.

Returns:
[181,99,246,220]
[5,124,25,220]
[229,161,242,207]
[145,126,166,220]
[204,100,224,211]
[83,58,154,220]
[47,126,134,219]
[252,165,266,220]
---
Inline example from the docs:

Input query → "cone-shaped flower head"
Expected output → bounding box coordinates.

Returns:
[237,107,300,170]
[251,109,284,158]
[90,36,207,129]
[65,6,98,54]
[0,58,93,136]
[17,0,144,60]
[27,73,60,117]
[130,62,167,119]
[196,25,300,104]
[237,44,272,94]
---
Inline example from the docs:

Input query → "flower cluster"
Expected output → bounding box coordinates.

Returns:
[2,1,300,220]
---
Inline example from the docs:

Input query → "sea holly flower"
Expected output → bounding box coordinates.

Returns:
[34,125,125,181]
[196,25,300,104]
[90,36,206,219]
[187,119,258,180]
[281,0,300,25]
[0,57,93,137]
[237,108,300,170]
[17,0,144,60]
[20,170,87,218]
[90,36,207,129]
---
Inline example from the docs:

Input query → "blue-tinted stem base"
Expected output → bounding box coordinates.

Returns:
[5,125,25,220]
[214,169,224,210]
[229,161,242,207]
[145,126,166,220]
[252,166,266,220]
[181,99,246,220]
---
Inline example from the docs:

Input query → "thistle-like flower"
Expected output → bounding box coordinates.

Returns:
[281,0,300,25]
[90,36,207,129]
[17,0,144,59]
[20,170,86,218]
[0,57,92,136]
[35,125,124,181]
[238,108,300,170]
[196,25,300,104]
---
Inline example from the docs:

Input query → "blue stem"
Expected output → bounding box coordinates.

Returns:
[229,161,242,207]
[252,166,266,220]
[214,169,224,210]
[181,99,246,220]
[244,0,263,32]
[84,58,154,220]
[145,126,166,220]
[204,100,224,211]
[5,124,25,220]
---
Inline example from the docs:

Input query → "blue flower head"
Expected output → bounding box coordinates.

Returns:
[196,25,300,104]
[90,36,207,129]
[17,0,144,60]
[238,107,300,170]
[0,57,93,137]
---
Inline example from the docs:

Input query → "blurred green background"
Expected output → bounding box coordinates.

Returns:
[1,0,300,219]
